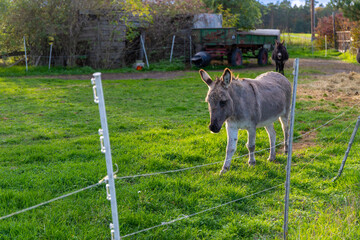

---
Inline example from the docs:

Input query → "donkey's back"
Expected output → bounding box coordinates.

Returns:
[237,71,291,127]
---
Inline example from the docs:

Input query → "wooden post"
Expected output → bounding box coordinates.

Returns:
[325,35,327,57]
[333,12,336,50]
[311,0,315,42]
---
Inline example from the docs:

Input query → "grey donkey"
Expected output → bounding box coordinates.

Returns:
[200,68,292,174]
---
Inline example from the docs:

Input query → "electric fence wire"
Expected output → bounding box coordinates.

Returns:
[0,182,104,221]
[119,116,360,239]
[0,99,357,223]
[119,184,283,239]
[114,102,359,180]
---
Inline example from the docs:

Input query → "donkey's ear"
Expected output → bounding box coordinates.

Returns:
[275,39,279,45]
[281,40,285,45]
[199,69,213,87]
[221,68,232,87]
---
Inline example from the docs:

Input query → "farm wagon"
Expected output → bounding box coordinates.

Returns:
[191,28,280,67]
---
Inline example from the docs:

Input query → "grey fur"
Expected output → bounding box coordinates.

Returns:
[200,68,292,174]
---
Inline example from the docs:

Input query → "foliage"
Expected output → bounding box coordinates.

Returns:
[2,0,104,65]
[331,0,360,21]
[216,4,239,28]
[0,68,359,239]
[203,0,261,30]
[315,12,353,49]
[1,0,152,67]
[139,0,208,62]
[258,1,334,33]
[112,0,152,42]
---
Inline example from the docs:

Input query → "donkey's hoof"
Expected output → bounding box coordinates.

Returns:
[248,161,256,166]
[267,157,276,162]
[220,167,229,175]
[220,169,227,176]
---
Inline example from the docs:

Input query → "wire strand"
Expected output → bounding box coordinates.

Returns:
[114,104,359,180]
[0,182,104,221]
[120,183,282,239]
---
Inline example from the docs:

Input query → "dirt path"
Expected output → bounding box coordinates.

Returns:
[50,58,360,80]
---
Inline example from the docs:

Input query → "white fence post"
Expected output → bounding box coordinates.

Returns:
[189,35,192,66]
[170,35,176,63]
[140,35,149,68]
[49,43,53,70]
[23,36,28,72]
[332,116,360,182]
[91,73,121,240]
[283,58,299,239]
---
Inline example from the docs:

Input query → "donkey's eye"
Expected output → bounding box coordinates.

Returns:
[219,100,227,107]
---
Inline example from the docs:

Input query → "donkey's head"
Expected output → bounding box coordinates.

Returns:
[275,40,286,60]
[200,68,235,133]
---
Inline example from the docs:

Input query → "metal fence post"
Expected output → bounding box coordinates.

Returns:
[283,58,299,239]
[91,73,120,240]
[140,35,149,68]
[332,116,360,182]
[23,36,28,72]
[170,35,176,63]
[49,43,53,70]
[189,35,192,66]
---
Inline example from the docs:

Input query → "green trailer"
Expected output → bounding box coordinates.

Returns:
[191,28,280,67]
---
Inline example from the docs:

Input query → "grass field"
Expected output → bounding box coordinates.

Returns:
[281,33,359,64]
[1,67,359,239]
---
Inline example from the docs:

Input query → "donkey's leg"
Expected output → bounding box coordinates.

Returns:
[265,124,276,161]
[279,115,289,154]
[280,62,285,75]
[246,127,256,166]
[220,123,239,175]
[276,62,279,72]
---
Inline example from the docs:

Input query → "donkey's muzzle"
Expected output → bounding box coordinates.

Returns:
[209,123,221,133]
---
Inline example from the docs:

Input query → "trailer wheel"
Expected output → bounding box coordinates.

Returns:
[231,48,243,66]
[258,48,268,66]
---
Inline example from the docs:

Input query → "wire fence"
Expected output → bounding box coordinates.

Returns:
[1,34,195,69]
[1,102,358,233]
[1,64,359,239]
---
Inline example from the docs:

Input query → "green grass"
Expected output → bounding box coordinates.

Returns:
[0,59,187,77]
[281,33,360,64]
[1,68,360,239]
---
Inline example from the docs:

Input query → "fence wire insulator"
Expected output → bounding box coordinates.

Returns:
[110,223,115,240]
[106,184,111,200]
[100,136,106,153]
[92,86,99,103]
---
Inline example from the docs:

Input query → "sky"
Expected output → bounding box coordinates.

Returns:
[259,0,331,7]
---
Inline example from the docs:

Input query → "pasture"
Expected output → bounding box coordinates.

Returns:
[0,60,360,239]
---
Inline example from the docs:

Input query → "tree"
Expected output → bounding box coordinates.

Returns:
[315,12,353,49]
[140,0,208,61]
[331,0,360,21]
[1,0,152,67]
[202,0,262,30]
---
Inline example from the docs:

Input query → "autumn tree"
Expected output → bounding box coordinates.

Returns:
[315,12,353,49]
